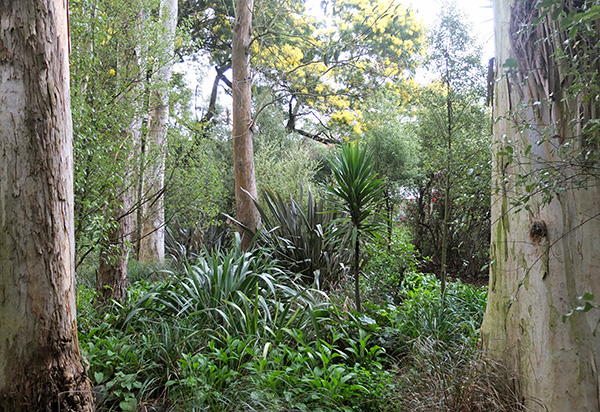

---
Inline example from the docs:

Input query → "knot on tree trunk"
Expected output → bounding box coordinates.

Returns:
[529,219,547,242]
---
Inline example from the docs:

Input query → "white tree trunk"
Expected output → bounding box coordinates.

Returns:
[482,1,600,410]
[138,0,178,262]
[0,1,94,410]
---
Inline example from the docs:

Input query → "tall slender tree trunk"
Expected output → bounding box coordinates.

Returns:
[0,1,94,410]
[138,0,178,262]
[97,6,145,304]
[97,119,140,304]
[440,55,453,298]
[232,0,259,250]
[385,188,393,252]
[482,1,600,410]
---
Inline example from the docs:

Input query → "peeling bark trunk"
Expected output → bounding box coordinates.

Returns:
[0,1,94,410]
[139,0,178,262]
[482,1,600,410]
[232,0,259,250]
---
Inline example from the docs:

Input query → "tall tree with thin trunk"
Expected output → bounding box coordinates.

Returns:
[232,0,259,250]
[0,1,94,410]
[482,0,600,410]
[413,6,489,285]
[96,134,136,304]
[96,1,145,304]
[138,0,178,262]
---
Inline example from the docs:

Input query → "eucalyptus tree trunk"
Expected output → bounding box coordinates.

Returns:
[0,1,94,410]
[232,0,260,250]
[139,0,178,262]
[440,55,453,298]
[481,0,600,410]
[97,105,139,304]
[97,173,135,304]
[97,5,145,304]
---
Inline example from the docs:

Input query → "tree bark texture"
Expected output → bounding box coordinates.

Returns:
[232,0,260,250]
[139,0,178,262]
[96,137,137,304]
[0,1,94,410]
[97,189,133,304]
[481,1,600,410]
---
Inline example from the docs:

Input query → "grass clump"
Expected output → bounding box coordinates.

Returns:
[397,337,522,411]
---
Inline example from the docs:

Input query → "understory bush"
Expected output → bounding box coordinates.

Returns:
[362,227,422,304]
[254,186,350,290]
[397,337,522,411]
[77,237,519,411]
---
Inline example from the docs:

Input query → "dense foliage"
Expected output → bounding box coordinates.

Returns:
[252,186,349,289]
[402,7,491,280]
[67,0,502,410]
[78,238,519,411]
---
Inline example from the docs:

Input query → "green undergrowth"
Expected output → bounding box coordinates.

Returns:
[77,240,518,411]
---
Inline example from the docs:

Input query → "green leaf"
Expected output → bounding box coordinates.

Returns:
[577,302,594,313]
[119,396,137,412]
[551,6,563,21]
[535,0,558,10]
[580,5,600,22]
[94,371,105,384]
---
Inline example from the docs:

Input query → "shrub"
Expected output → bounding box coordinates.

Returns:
[78,286,178,411]
[254,186,350,289]
[363,227,422,304]
[78,236,515,412]
[397,337,522,412]
[124,233,327,341]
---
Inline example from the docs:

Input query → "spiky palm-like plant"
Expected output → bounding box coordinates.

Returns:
[255,185,349,289]
[327,143,385,312]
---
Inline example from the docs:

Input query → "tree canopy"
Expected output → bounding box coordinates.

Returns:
[180,0,426,143]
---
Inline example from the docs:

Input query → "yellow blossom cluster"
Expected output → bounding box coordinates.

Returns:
[242,0,425,139]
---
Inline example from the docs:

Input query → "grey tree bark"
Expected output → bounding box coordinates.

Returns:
[232,0,260,250]
[0,1,94,410]
[482,0,600,410]
[96,104,139,305]
[97,178,134,304]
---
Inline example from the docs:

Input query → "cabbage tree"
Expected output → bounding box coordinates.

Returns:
[327,143,385,312]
